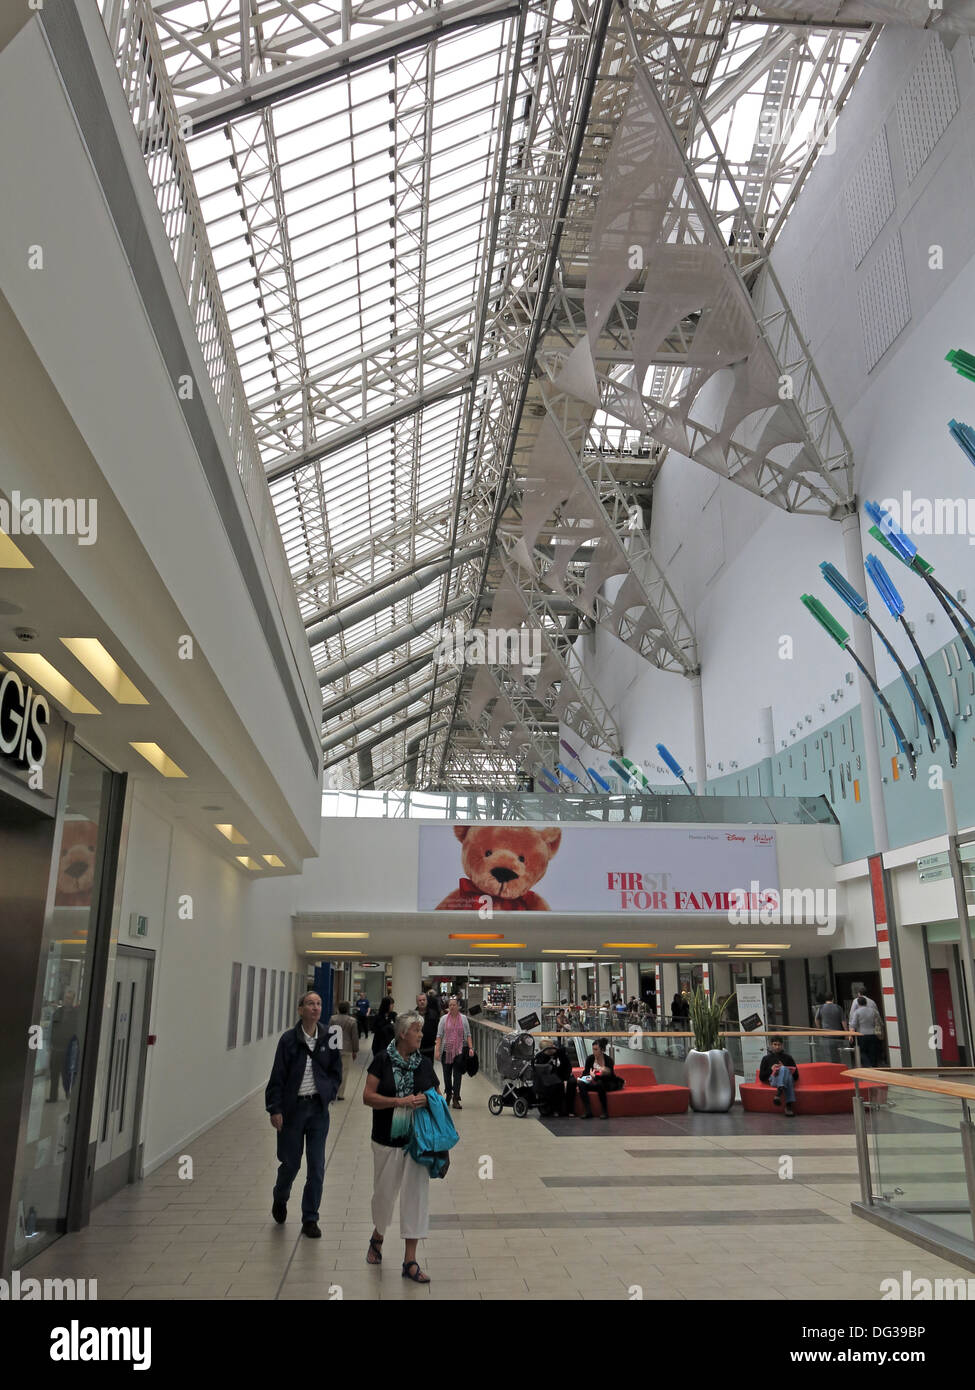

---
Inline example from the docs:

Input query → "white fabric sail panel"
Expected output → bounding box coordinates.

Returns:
[579,537,630,610]
[713,342,783,446]
[686,270,759,366]
[632,245,726,384]
[532,650,565,704]
[467,663,498,723]
[553,338,601,407]
[584,80,685,344]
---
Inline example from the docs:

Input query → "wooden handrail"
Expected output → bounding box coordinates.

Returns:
[844,1067,975,1101]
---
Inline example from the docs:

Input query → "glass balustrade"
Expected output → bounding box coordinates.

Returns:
[322,788,837,825]
[849,1068,975,1266]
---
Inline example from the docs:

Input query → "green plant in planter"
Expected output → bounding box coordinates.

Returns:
[688,985,733,1052]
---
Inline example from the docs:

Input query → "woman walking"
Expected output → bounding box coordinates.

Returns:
[434,995,472,1110]
[363,1011,439,1283]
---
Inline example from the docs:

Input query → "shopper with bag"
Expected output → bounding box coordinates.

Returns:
[434,994,472,1110]
[363,1011,440,1284]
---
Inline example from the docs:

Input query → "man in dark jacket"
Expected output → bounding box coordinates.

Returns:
[265,991,342,1237]
[759,1036,800,1117]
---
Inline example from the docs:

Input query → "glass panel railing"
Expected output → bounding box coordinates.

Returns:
[849,1069,975,1260]
[322,789,838,825]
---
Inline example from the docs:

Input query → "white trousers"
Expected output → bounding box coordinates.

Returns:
[371,1141,430,1239]
[337,1050,356,1099]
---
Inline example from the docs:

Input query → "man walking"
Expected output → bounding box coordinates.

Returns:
[266,991,342,1238]
[354,991,371,1039]
[416,992,438,1064]
[329,1000,359,1099]
[816,992,846,1061]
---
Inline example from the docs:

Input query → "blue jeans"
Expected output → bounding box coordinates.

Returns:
[769,1068,796,1103]
[273,1096,329,1221]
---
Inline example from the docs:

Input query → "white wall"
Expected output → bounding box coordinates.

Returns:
[96,787,305,1175]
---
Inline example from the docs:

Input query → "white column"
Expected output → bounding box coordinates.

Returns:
[842,511,889,852]
[391,955,421,1016]
[624,962,640,1001]
[690,670,707,793]
[541,961,557,1005]
[661,962,680,1018]
[597,963,612,1005]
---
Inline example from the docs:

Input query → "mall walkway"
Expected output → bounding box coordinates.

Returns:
[21,1057,971,1300]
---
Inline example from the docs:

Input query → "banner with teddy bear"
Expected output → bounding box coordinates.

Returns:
[419,824,779,913]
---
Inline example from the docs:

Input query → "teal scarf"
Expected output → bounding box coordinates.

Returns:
[387,1040,421,1139]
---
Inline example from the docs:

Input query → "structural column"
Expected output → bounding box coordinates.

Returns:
[842,512,889,853]
[597,962,612,1005]
[623,962,640,1002]
[391,955,422,1015]
[690,671,707,793]
[541,961,558,1005]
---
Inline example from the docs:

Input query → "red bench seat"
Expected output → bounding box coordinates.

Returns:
[569,1063,689,1116]
[739,1061,887,1114]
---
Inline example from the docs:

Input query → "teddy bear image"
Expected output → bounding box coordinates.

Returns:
[435,824,562,911]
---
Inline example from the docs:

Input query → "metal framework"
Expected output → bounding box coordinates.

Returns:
[99,0,901,788]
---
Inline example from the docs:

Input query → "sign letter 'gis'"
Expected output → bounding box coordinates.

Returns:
[0,670,50,770]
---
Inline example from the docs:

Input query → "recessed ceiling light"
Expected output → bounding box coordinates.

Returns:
[130,742,187,778]
[215,824,248,844]
[4,652,99,714]
[311,932,370,939]
[542,949,595,954]
[601,943,658,949]
[674,944,730,950]
[472,942,525,948]
[60,638,148,704]
[735,943,791,949]
[235,855,261,870]
[262,854,285,868]
[448,933,504,940]
[305,949,361,955]
[0,532,32,568]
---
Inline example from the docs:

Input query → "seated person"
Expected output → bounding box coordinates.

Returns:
[759,1035,800,1116]
[566,1038,623,1120]
[554,1009,570,1034]
[533,1038,573,1116]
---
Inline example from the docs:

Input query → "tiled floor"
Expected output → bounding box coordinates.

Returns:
[20,1054,974,1300]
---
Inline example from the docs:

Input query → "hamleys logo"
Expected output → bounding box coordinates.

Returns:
[753,833,773,845]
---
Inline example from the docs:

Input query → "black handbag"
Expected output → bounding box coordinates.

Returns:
[462,1044,479,1077]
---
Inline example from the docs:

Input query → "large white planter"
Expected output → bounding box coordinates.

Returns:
[685,1048,735,1112]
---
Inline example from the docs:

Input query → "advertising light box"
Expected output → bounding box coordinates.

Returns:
[418,823,779,913]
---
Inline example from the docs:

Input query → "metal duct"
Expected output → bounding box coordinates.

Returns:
[316,593,472,686]
[321,698,456,772]
[307,543,484,647]
[321,651,432,721]
[321,672,457,752]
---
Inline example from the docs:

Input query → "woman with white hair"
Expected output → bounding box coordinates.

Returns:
[363,1009,440,1283]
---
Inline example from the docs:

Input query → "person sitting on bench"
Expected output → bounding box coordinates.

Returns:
[759,1036,800,1117]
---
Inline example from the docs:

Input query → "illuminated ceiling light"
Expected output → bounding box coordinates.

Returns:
[262,854,285,867]
[59,638,147,704]
[601,943,658,949]
[235,855,262,870]
[311,932,370,939]
[674,944,730,950]
[735,943,791,949]
[542,948,595,954]
[3,652,99,714]
[472,942,525,948]
[306,949,362,955]
[130,742,187,778]
[215,824,248,844]
[448,933,504,940]
[0,532,32,567]
[714,951,767,957]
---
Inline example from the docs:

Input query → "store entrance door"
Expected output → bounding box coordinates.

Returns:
[92,947,153,1205]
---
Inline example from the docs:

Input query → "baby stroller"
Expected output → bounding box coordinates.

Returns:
[488,1032,539,1118]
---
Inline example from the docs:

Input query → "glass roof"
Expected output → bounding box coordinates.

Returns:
[102,0,875,788]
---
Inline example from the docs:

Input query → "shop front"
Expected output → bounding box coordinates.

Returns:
[0,674,125,1269]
